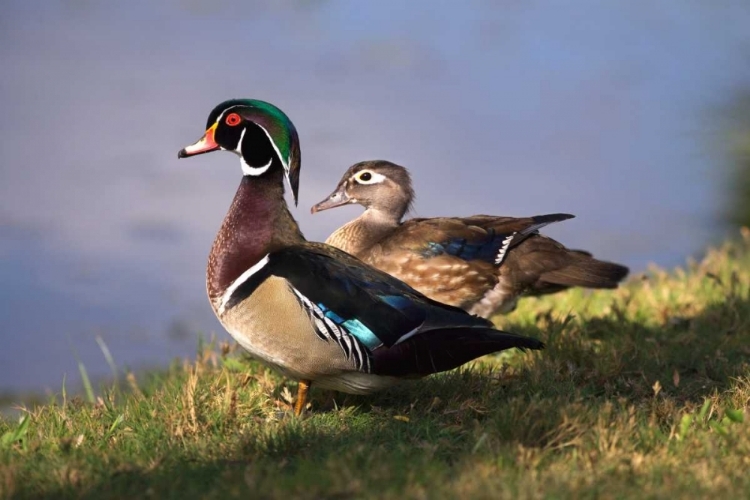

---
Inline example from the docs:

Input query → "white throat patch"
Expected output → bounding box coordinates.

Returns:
[234,128,273,176]
[241,158,273,177]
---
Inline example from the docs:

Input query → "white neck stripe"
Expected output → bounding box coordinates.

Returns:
[218,254,270,315]
[235,126,272,176]
[241,157,273,176]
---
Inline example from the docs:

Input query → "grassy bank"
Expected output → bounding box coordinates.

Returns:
[2,231,750,499]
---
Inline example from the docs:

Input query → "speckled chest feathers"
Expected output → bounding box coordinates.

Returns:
[207,170,303,304]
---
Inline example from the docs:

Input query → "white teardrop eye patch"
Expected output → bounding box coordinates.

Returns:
[353,170,387,184]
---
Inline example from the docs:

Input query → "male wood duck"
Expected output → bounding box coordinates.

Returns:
[177,100,543,415]
[311,160,629,318]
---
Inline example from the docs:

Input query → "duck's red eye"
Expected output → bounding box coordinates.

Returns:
[225,113,241,126]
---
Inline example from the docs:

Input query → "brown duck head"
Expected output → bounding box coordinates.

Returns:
[311,160,415,220]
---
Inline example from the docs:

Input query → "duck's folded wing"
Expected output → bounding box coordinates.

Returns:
[254,244,492,348]
[226,243,542,376]
[384,213,574,266]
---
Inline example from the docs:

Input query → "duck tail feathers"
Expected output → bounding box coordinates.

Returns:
[540,255,629,289]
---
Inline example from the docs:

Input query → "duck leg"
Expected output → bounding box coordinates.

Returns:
[294,379,312,416]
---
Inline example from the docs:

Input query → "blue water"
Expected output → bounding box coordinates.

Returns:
[1,0,749,393]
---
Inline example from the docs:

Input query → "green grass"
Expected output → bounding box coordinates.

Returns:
[2,231,750,499]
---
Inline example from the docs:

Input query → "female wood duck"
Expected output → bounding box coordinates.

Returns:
[177,100,543,415]
[311,160,629,318]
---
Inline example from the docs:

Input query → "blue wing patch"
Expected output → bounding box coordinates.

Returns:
[290,288,373,372]
[419,229,508,263]
[380,295,413,309]
[317,302,382,349]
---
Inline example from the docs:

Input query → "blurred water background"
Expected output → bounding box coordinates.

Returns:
[2,0,750,396]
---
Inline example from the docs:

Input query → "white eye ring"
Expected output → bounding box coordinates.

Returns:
[354,171,387,184]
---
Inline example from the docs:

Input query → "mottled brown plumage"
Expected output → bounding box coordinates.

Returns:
[312,160,629,317]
